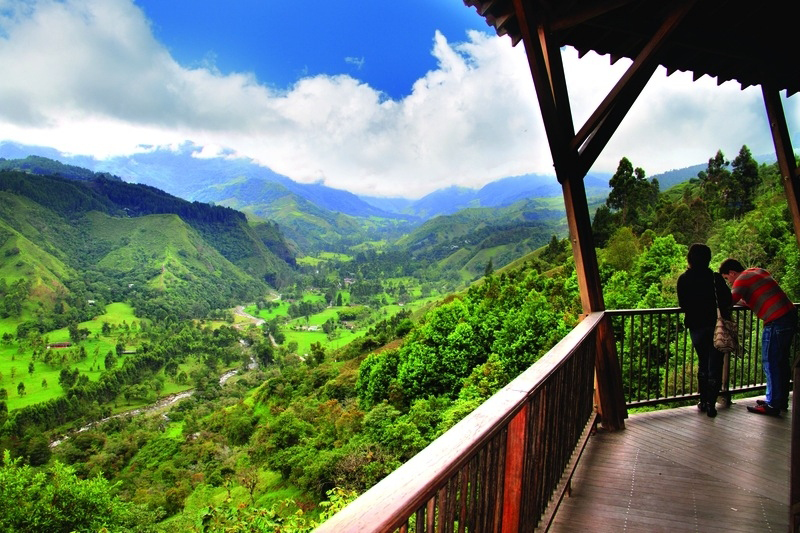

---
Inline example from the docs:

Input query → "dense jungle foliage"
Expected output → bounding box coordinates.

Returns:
[1,146,799,532]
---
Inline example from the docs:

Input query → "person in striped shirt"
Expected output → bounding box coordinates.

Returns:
[719,258,796,415]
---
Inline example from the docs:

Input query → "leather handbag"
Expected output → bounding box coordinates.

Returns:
[712,272,738,353]
[713,308,738,353]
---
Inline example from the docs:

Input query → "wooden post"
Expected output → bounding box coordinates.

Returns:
[793,357,800,533]
[762,86,800,531]
[501,404,528,533]
[511,0,627,430]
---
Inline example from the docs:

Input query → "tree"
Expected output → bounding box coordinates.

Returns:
[152,376,164,399]
[309,342,326,366]
[28,361,34,375]
[698,149,733,218]
[59,367,79,389]
[238,465,260,506]
[604,227,640,272]
[104,351,117,370]
[68,322,81,344]
[607,157,659,230]
[17,382,25,396]
[484,258,494,277]
[730,145,760,216]
[0,450,158,532]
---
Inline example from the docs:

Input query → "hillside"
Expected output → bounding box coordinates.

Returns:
[0,169,296,318]
[395,196,578,279]
[191,176,416,252]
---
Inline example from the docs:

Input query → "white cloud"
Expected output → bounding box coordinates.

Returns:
[0,0,796,198]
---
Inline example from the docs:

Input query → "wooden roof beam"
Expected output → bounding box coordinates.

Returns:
[571,0,698,176]
[549,0,641,31]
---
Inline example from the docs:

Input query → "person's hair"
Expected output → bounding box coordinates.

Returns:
[687,243,711,268]
[719,258,745,274]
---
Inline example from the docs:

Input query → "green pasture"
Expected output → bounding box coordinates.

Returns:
[245,301,288,321]
[350,240,387,252]
[296,251,353,267]
[302,291,326,304]
[0,302,149,411]
[288,307,341,327]
[283,327,365,356]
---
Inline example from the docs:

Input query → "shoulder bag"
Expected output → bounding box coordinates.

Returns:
[712,273,738,354]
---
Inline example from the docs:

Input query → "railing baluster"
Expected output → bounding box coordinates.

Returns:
[605,305,796,408]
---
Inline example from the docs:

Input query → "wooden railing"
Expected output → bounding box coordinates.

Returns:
[315,307,798,531]
[314,312,604,532]
[607,305,800,407]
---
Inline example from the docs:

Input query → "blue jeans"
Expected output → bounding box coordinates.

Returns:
[762,309,797,409]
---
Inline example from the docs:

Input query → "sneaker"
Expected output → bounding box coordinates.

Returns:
[747,404,780,416]
[756,399,788,411]
[697,401,707,412]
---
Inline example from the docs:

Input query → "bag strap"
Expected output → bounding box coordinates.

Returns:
[711,270,720,312]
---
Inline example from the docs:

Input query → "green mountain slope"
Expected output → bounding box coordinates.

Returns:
[193,176,417,252]
[81,211,268,316]
[396,197,570,278]
[0,169,298,320]
[0,221,73,313]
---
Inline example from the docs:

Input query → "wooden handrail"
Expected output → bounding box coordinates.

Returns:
[314,312,605,532]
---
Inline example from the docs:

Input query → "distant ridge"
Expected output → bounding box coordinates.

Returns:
[0,140,776,229]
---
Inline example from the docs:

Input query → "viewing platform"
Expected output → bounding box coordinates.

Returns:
[315,308,798,532]
[551,396,791,532]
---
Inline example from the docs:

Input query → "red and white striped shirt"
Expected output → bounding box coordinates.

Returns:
[731,267,794,323]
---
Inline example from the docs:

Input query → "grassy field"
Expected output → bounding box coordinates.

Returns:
[2,278,441,413]
[1,302,149,411]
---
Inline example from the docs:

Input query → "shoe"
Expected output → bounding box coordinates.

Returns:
[707,405,717,418]
[747,404,780,416]
[697,401,707,412]
[756,399,788,411]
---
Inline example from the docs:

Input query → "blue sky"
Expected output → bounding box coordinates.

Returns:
[0,0,797,198]
[135,1,488,100]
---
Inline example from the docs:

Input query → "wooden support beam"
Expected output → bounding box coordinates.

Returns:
[512,0,576,179]
[762,84,800,533]
[512,0,627,430]
[762,86,800,249]
[572,0,698,177]
[793,358,800,532]
[594,315,626,430]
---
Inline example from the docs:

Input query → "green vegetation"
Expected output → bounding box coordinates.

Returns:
[0,148,797,531]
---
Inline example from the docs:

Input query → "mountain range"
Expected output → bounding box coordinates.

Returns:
[0,141,611,221]
[0,141,777,265]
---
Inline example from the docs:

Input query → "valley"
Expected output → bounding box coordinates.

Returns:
[1,146,792,532]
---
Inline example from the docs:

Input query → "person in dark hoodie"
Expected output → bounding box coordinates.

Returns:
[677,243,732,418]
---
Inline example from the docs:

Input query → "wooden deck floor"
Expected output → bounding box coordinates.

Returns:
[549,394,792,532]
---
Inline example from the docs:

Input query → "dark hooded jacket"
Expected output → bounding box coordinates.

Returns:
[677,266,732,329]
